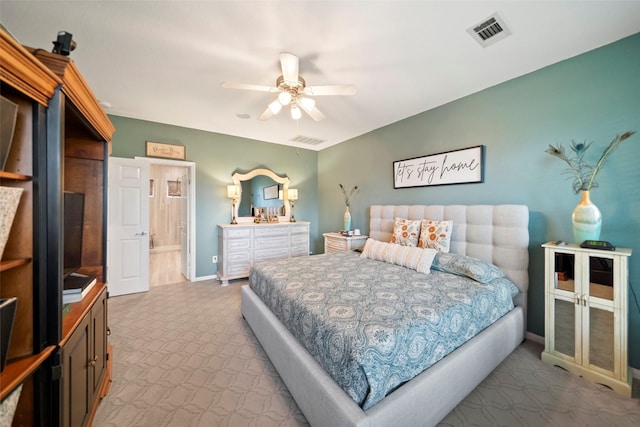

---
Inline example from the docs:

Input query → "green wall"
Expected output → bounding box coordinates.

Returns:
[107,117,319,277]
[108,33,640,369]
[318,32,640,369]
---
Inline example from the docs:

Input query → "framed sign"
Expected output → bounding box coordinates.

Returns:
[263,184,279,200]
[393,145,484,188]
[146,141,186,160]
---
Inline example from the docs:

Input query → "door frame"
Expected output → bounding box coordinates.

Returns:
[135,156,196,282]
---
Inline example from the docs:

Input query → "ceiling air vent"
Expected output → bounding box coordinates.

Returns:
[467,13,511,48]
[290,135,326,146]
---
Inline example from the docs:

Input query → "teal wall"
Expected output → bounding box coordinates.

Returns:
[108,33,640,369]
[318,33,640,369]
[107,117,319,277]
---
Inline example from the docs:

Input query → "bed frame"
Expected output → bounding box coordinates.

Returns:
[242,205,529,427]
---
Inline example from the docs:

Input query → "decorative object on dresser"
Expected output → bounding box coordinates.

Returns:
[0,186,23,259]
[217,222,309,285]
[227,185,240,224]
[323,232,368,254]
[287,188,298,222]
[541,241,632,396]
[545,131,636,243]
[338,184,358,231]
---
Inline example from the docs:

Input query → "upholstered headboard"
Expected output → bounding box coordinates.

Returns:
[369,205,530,308]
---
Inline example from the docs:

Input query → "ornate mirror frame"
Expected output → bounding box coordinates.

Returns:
[232,168,291,222]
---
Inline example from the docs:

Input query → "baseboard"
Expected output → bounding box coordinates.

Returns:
[192,274,218,282]
[525,332,640,380]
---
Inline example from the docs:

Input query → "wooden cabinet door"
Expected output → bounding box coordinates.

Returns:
[90,290,107,397]
[62,314,91,427]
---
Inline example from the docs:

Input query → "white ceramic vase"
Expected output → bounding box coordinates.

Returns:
[572,190,602,243]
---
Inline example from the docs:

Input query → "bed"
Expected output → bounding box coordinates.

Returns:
[241,205,529,427]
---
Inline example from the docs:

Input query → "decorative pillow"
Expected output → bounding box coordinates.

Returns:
[417,219,453,252]
[389,218,421,247]
[361,238,437,274]
[432,252,505,283]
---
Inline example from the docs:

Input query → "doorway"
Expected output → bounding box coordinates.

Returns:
[139,156,196,287]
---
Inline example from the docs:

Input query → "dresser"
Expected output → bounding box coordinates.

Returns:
[323,232,368,253]
[217,222,310,285]
[541,241,632,396]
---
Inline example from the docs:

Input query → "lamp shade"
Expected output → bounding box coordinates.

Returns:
[227,185,240,199]
[290,105,302,120]
[287,188,298,201]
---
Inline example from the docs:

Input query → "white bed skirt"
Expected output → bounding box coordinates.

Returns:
[242,285,525,427]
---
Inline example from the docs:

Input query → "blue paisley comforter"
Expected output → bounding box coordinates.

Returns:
[249,251,517,409]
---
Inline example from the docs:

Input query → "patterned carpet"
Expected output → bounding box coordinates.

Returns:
[93,280,640,427]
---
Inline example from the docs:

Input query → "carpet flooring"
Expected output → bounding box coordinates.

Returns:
[93,280,640,427]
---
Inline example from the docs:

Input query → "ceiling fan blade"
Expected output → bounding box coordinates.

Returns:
[304,85,357,96]
[280,52,299,86]
[221,82,279,92]
[300,103,326,122]
[258,106,275,121]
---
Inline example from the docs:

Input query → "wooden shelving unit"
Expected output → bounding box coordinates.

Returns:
[1,27,114,426]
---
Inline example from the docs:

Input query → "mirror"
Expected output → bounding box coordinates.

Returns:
[232,168,291,222]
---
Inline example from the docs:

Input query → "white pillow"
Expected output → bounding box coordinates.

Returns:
[361,238,437,274]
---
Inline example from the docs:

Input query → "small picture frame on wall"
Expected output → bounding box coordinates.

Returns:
[167,180,181,198]
[146,141,186,160]
[263,184,279,200]
[149,179,155,197]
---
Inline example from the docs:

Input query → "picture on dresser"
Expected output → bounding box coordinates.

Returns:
[267,214,279,223]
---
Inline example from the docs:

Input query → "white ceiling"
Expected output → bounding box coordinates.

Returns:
[1,1,639,151]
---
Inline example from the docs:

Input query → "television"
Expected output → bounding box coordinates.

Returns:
[63,191,85,278]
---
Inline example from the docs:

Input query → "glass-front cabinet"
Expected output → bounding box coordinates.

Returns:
[541,242,632,396]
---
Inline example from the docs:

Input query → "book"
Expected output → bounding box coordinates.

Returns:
[63,275,97,304]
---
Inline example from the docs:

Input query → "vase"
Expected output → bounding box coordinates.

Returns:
[572,190,602,243]
[343,206,351,231]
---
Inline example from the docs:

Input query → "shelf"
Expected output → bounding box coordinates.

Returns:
[0,258,31,272]
[60,281,106,347]
[0,171,31,181]
[0,345,55,400]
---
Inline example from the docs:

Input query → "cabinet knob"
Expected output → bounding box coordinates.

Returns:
[88,356,97,367]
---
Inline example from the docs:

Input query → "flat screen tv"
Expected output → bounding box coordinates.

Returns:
[63,191,85,278]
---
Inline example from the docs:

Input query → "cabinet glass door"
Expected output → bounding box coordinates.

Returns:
[587,255,615,371]
[552,252,577,359]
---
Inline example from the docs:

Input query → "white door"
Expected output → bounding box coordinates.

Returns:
[180,168,190,279]
[107,157,150,296]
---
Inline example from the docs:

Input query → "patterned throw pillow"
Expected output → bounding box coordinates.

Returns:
[361,238,436,274]
[432,252,505,283]
[389,218,421,247]
[417,219,453,252]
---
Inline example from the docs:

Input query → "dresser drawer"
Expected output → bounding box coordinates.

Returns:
[226,238,251,252]
[327,239,348,252]
[290,244,309,257]
[254,247,290,261]
[226,260,251,275]
[254,226,288,237]
[291,233,309,245]
[255,235,289,249]
[225,228,252,239]
[290,225,309,234]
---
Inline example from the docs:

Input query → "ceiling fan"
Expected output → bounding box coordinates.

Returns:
[221,52,356,121]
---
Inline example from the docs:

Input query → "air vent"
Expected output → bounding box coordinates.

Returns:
[467,13,511,47]
[290,135,326,146]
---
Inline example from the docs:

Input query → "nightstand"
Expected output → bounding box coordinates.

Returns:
[323,232,368,254]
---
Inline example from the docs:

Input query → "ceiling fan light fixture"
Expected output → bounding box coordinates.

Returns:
[268,100,282,115]
[291,105,302,120]
[278,91,292,105]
